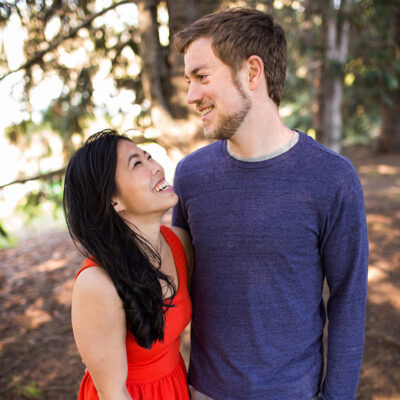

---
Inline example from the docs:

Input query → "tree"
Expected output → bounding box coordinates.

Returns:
[0,0,222,160]
[316,0,352,153]
[0,0,224,237]
[0,0,398,213]
[136,0,221,152]
[377,0,400,152]
[338,0,400,153]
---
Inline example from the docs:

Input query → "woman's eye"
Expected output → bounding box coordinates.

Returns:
[147,154,152,160]
[133,161,142,168]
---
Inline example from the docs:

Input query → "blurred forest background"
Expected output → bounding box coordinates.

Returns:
[0,0,399,399]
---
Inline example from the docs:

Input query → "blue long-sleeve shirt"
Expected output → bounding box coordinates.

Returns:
[172,131,368,400]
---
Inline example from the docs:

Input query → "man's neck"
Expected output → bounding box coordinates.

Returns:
[227,100,294,159]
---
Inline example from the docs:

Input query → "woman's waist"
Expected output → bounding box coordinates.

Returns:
[126,343,182,383]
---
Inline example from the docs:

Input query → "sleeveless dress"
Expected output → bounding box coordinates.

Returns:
[75,226,192,400]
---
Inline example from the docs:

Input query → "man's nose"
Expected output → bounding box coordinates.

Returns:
[186,82,201,105]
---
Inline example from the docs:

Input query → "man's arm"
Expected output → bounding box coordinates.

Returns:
[319,169,369,399]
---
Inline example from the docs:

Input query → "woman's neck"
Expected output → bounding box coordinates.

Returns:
[119,211,163,250]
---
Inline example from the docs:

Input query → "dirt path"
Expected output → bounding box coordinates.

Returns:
[0,149,399,399]
[352,151,400,399]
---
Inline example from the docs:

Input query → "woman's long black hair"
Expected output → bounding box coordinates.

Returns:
[63,129,176,348]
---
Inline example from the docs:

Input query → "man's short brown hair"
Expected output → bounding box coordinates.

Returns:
[174,7,287,106]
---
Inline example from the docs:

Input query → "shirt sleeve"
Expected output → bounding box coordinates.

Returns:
[172,161,191,234]
[319,168,369,399]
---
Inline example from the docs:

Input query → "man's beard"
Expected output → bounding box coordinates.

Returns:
[203,79,251,140]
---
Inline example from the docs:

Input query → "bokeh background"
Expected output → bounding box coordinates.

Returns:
[0,0,399,399]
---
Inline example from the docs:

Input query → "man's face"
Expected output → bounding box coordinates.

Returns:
[184,37,251,140]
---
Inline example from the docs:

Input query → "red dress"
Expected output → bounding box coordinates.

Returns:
[75,226,192,399]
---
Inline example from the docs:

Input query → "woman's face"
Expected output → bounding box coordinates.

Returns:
[112,139,178,222]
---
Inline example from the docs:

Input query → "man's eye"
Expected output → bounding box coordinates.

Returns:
[198,74,207,81]
[147,154,152,160]
[133,161,142,168]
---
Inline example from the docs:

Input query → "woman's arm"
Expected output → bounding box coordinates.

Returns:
[72,267,132,400]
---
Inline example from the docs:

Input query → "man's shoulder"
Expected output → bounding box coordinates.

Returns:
[175,141,221,173]
[300,132,359,182]
[181,141,220,163]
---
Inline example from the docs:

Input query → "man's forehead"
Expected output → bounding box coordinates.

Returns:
[184,37,216,74]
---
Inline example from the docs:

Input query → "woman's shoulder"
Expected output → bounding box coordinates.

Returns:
[75,264,110,285]
[169,226,191,255]
[169,225,190,245]
[73,265,121,309]
[168,226,194,278]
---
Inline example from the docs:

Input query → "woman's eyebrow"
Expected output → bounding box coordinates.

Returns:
[127,150,148,166]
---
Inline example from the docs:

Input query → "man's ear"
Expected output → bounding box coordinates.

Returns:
[111,197,125,213]
[246,55,264,90]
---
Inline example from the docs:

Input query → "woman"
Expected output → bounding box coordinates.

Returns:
[63,129,193,399]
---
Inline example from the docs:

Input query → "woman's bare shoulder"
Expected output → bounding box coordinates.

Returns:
[169,226,194,276]
[169,226,192,250]
[73,266,121,309]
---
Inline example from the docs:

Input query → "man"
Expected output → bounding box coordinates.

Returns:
[172,7,368,400]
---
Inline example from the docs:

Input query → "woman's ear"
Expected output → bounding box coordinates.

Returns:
[111,197,125,213]
[246,55,264,90]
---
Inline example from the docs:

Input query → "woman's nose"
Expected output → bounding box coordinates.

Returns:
[151,161,162,175]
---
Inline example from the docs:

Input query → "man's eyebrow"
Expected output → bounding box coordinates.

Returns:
[127,150,148,166]
[185,65,209,80]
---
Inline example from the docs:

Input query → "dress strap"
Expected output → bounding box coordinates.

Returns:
[75,227,188,282]
[160,225,188,286]
[75,257,98,281]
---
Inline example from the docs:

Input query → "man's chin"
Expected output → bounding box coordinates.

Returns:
[202,125,230,140]
[203,128,234,141]
[202,127,217,140]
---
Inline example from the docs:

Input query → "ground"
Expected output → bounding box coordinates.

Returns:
[0,147,399,400]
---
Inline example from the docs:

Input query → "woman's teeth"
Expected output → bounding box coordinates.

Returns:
[155,181,170,192]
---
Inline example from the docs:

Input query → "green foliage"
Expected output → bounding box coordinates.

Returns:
[0,2,13,25]
[0,220,8,238]
[281,92,313,133]
[0,233,18,250]
[5,120,36,145]
[2,0,143,149]
[344,0,400,135]
[42,65,97,155]
[15,177,64,222]
[14,380,42,399]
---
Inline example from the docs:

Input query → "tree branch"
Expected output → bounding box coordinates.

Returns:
[0,0,135,81]
[0,167,67,189]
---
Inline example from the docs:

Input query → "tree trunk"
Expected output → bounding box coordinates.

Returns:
[137,0,169,115]
[137,0,222,153]
[166,0,198,119]
[316,0,351,153]
[377,4,400,153]
[379,89,400,152]
[302,0,324,136]
[136,0,194,152]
